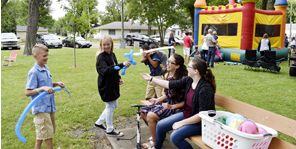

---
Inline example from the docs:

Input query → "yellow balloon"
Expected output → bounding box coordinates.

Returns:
[229,118,244,130]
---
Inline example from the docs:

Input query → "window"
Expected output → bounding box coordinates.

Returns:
[132,30,140,33]
[201,23,238,36]
[109,30,115,35]
[255,24,280,37]
[177,31,180,35]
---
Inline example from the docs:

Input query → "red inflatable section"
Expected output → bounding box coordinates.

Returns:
[240,3,255,50]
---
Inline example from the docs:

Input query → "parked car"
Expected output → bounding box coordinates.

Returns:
[125,33,158,46]
[62,37,92,48]
[36,33,62,48]
[163,36,183,46]
[1,33,21,50]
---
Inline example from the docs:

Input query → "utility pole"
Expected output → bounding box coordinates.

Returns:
[119,0,126,49]
[290,4,293,42]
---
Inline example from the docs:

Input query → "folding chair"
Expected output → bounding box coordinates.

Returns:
[242,49,260,70]
[260,51,281,72]
[2,50,18,67]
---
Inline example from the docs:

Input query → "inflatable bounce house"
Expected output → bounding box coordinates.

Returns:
[193,0,289,62]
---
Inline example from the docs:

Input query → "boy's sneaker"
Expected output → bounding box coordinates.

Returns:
[94,123,106,130]
[106,129,124,137]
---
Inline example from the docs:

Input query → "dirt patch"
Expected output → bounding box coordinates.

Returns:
[70,115,145,149]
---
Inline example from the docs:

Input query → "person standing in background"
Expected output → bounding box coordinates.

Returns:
[168,33,176,58]
[257,33,271,57]
[205,29,216,68]
[183,31,192,65]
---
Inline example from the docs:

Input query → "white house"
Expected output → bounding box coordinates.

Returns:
[16,26,48,42]
[93,22,159,40]
[286,23,296,41]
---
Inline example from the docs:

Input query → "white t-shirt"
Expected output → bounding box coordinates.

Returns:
[259,39,270,51]
[202,37,208,50]
[291,40,296,46]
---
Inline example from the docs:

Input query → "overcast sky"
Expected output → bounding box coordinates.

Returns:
[50,0,107,20]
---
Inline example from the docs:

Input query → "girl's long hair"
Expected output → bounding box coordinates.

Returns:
[192,58,216,92]
[165,53,188,101]
[169,32,174,38]
[95,35,114,62]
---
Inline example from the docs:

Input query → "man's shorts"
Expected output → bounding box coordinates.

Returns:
[34,112,55,140]
[183,47,190,55]
[145,75,164,99]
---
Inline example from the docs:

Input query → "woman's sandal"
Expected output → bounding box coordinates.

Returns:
[141,140,154,149]
[147,136,153,141]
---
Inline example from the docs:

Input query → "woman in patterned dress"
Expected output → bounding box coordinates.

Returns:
[140,53,188,149]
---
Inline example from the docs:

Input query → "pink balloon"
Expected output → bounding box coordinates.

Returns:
[238,121,259,134]
[258,127,268,134]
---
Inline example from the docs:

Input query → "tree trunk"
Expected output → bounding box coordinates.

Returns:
[267,0,275,10]
[23,0,40,56]
[188,6,195,34]
[148,20,151,35]
[262,0,267,10]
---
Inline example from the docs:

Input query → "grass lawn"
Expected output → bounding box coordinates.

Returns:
[1,46,295,148]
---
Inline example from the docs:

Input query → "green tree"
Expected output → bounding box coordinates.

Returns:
[1,0,20,33]
[60,0,99,39]
[286,0,296,23]
[98,0,129,25]
[127,0,181,46]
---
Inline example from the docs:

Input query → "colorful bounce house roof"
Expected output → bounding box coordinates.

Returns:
[193,0,289,62]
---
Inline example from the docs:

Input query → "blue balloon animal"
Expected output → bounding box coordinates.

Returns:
[114,49,137,75]
[15,87,71,143]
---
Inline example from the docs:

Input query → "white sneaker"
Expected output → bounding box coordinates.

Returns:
[106,129,124,137]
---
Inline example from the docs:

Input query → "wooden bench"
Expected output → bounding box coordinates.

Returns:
[141,93,296,149]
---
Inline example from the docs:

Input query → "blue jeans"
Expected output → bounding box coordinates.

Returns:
[154,112,202,149]
[168,44,171,58]
[207,47,216,67]
[202,50,208,60]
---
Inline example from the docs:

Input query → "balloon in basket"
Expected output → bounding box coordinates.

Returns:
[226,113,246,126]
[228,118,244,130]
[238,121,259,134]
[258,127,267,134]
[217,116,227,125]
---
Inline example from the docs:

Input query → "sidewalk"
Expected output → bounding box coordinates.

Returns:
[106,126,201,149]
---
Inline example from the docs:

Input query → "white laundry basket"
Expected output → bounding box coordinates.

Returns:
[199,111,278,149]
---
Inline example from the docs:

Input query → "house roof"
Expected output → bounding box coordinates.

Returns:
[17,26,48,32]
[94,22,158,30]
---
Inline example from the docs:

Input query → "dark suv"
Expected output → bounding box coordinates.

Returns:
[36,33,62,48]
[125,33,158,46]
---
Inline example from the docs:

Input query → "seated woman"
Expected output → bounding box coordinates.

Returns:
[140,53,188,149]
[140,58,216,149]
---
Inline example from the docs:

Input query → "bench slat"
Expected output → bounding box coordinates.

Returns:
[188,136,211,149]
[215,93,296,139]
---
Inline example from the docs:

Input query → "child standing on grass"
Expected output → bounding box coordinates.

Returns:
[94,35,130,137]
[213,31,223,62]
[141,44,163,100]
[190,45,200,59]
[25,44,65,149]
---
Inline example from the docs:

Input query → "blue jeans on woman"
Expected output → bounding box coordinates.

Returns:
[207,47,216,67]
[168,44,172,58]
[154,112,202,149]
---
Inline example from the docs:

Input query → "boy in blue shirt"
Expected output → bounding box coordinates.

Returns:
[141,44,163,100]
[25,44,65,149]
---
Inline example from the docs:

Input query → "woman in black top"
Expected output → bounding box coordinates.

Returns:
[141,58,216,149]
